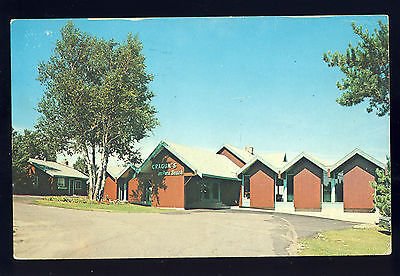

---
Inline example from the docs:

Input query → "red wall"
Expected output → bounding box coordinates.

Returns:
[217,148,246,168]
[294,168,321,210]
[344,166,375,211]
[128,178,140,202]
[151,152,185,208]
[250,170,274,208]
[103,176,117,201]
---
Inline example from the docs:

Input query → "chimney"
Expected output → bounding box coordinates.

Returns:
[244,146,254,155]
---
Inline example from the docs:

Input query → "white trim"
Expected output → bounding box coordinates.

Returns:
[329,148,385,171]
[57,177,68,189]
[138,141,201,177]
[115,165,136,180]
[163,141,202,177]
[237,156,279,176]
[217,144,253,164]
[75,180,82,190]
[281,152,327,173]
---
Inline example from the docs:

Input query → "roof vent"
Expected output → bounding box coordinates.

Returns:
[244,146,254,155]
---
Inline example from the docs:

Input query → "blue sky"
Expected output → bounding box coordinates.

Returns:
[11,16,390,164]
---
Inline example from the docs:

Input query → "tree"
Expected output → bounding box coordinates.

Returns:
[73,156,89,175]
[371,157,391,217]
[12,128,57,193]
[323,21,389,117]
[36,21,158,201]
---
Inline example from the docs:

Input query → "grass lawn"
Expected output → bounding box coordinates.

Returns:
[298,226,391,256]
[35,197,181,213]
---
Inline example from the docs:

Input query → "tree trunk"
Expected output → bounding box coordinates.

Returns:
[90,143,96,200]
[94,146,109,201]
[93,128,110,201]
[83,145,94,200]
[98,153,109,201]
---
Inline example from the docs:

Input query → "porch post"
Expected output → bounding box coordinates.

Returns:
[283,173,288,202]
[331,178,336,203]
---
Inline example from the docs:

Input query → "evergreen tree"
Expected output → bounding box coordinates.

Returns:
[371,157,391,217]
[323,21,389,116]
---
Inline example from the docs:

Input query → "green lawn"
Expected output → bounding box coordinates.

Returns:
[35,197,181,213]
[298,227,391,256]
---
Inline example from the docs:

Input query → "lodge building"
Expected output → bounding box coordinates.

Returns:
[103,140,385,213]
[27,158,89,196]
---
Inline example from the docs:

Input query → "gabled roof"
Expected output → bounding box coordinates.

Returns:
[107,164,137,180]
[329,148,385,171]
[28,158,89,179]
[218,144,254,164]
[258,152,287,168]
[107,165,124,179]
[281,152,327,173]
[237,156,280,176]
[140,141,241,180]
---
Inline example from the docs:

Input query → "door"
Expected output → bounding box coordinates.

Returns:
[200,183,220,202]
[241,175,250,207]
[69,179,75,195]
[118,182,128,201]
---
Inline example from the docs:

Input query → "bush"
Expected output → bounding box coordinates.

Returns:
[42,196,94,204]
[41,196,131,205]
[371,157,391,218]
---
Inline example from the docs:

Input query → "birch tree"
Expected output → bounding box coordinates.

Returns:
[36,21,158,200]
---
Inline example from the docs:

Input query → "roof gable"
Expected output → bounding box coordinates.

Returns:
[330,148,385,171]
[237,156,279,177]
[217,144,254,164]
[140,141,240,180]
[281,152,327,173]
[107,164,137,180]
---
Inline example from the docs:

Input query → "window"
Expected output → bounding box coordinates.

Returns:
[323,182,332,202]
[57,178,67,189]
[75,180,82,190]
[287,174,294,202]
[335,178,344,202]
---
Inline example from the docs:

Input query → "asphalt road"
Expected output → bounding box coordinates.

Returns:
[13,196,355,259]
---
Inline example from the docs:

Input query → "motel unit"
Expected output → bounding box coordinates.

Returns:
[104,141,385,212]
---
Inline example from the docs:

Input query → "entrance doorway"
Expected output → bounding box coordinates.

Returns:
[68,179,75,195]
[200,182,221,202]
[242,175,250,207]
[68,179,82,195]
[118,182,128,201]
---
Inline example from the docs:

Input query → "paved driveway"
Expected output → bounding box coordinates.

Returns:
[13,196,355,259]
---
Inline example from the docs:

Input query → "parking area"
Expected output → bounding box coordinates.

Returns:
[13,196,355,259]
